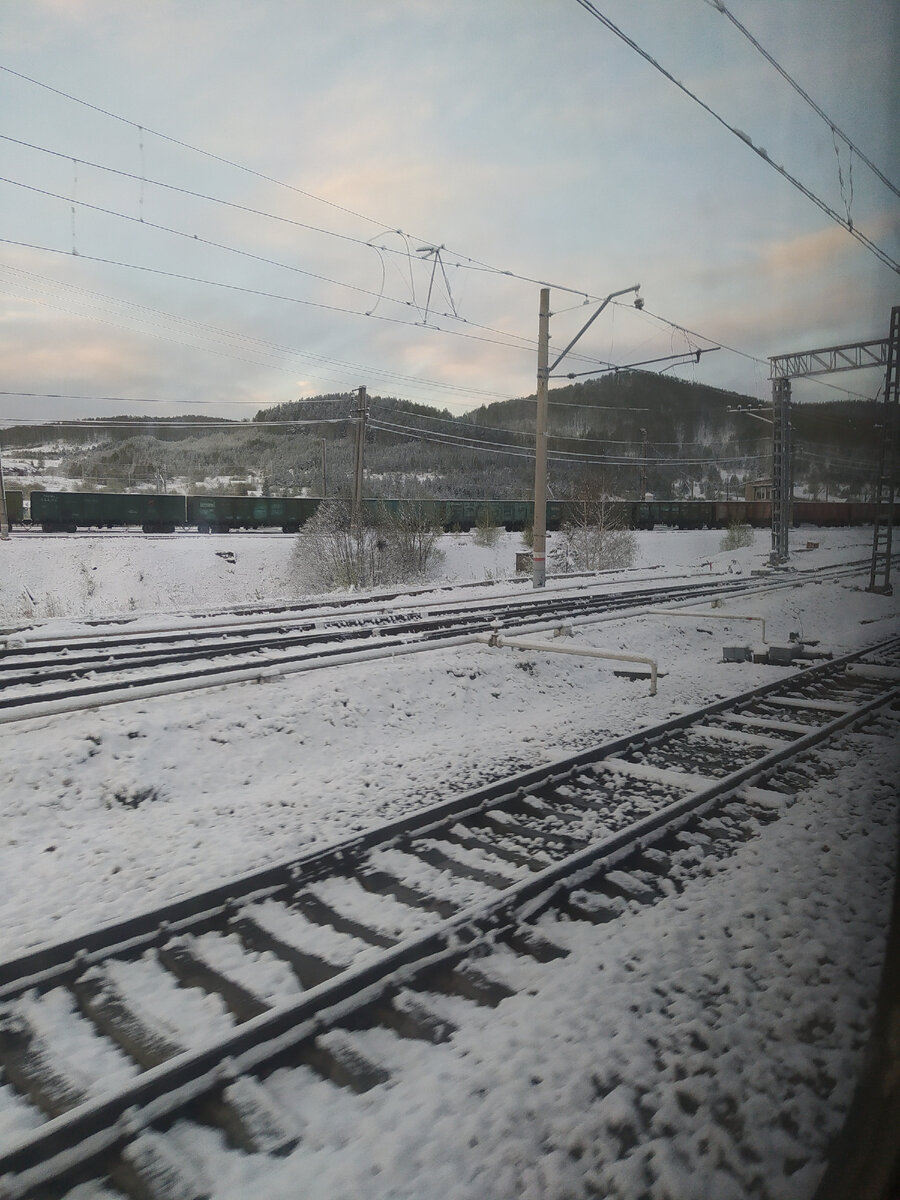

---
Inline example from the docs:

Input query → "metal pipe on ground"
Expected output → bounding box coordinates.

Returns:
[475,630,658,695]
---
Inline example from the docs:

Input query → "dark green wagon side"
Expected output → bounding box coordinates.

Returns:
[31,491,186,531]
[3,489,24,526]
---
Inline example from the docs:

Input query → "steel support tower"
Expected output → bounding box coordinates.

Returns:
[770,377,792,563]
[868,305,899,594]
[769,320,891,569]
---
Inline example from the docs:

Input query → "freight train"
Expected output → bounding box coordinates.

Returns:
[0,489,880,534]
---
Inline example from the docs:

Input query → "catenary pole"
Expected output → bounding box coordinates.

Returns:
[0,441,9,540]
[532,282,641,588]
[532,288,551,587]
[351,385,367,527]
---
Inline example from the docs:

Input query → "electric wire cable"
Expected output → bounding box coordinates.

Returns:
[703,0,899,200]
[0,264,513,404]
[571,0,900,274]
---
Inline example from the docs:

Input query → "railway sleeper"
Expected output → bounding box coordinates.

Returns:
[219,1073,303,1155]
[419,960,516,1008]
[355,867,458,920]
[156,938,269,1023]
[479,809,588,855]
[228,914,345,991]
[499,925,569,963]
[113,1130,211,1200]
[290,889,397,949]
[442,823,551,871]
[293,1027,391,1094]
[560,888,628,924]
[72,970,184,1069]
[361,987,458,1044]
[0,1012,86,1118]
[518,791,600,827]
[412,841,520,891]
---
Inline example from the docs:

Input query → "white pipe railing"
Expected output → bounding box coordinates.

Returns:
[644,608,767,643]
[475,630,658,695]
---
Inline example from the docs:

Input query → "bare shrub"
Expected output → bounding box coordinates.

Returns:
[291,500,442,592]
[549,492,637,573]
[719,522,754,551]
[473,507,500,547]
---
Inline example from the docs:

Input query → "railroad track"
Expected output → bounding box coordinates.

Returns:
[0,638,897,1198]
[0,563,870,716]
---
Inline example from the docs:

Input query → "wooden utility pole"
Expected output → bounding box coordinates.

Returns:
[321,437,327,499]
[531,281,641,588]
[0,441,9,540]
[351,385,367,526]
[532,289,551,587]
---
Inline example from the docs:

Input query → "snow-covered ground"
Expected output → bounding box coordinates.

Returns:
[0,524,878,625]
[0,525,897,1197]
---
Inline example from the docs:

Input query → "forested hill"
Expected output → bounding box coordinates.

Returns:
[1,372,881,502]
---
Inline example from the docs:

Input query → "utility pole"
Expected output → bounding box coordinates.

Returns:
[0,441,8,540]
[532,289,551,588]
[321,437,327,499]
[639,427,648,500]
[351,385,367,527]
[531,282,642,588]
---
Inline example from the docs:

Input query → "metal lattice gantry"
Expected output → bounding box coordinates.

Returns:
[768,313,895,567]
[868,307,899,594]
[770,378,792,563]
[770,338,890,381]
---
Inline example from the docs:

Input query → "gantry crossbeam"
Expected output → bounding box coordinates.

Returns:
[770,339,889,380]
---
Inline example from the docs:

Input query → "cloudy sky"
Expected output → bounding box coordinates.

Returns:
[0,0,897,428]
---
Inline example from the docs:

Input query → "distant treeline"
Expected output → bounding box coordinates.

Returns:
[0,373,884,502]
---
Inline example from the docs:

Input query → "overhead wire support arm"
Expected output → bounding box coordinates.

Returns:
[547,284,641,374]
[553,346,720,379]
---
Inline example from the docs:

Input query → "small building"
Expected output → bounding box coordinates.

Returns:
[744,478,773,501]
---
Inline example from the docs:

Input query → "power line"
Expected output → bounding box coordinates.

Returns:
[703,0,899,201]
[0,132,631,307]
[0,390,270,407]
[0,237,542,356]
[0,172,434,316]
[369,414,770,468]
[8,170,622,372]
[625,302,881,402]
[368,398,770,450]
[0,64,388,231]
[0,418,350,429]
[0,65,607,302]
[572,0,900,274]
[0,264,513,405]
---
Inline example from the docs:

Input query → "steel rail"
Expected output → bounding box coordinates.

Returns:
[0,576,765,714]
[3,635,896,998]
[0,650,896,1192]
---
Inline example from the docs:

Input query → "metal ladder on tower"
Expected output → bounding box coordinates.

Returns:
[868,305,899,595]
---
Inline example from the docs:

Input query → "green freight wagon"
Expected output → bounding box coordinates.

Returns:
[31,490,186,532]
[186,494,320,532]
[3,489,24,526]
